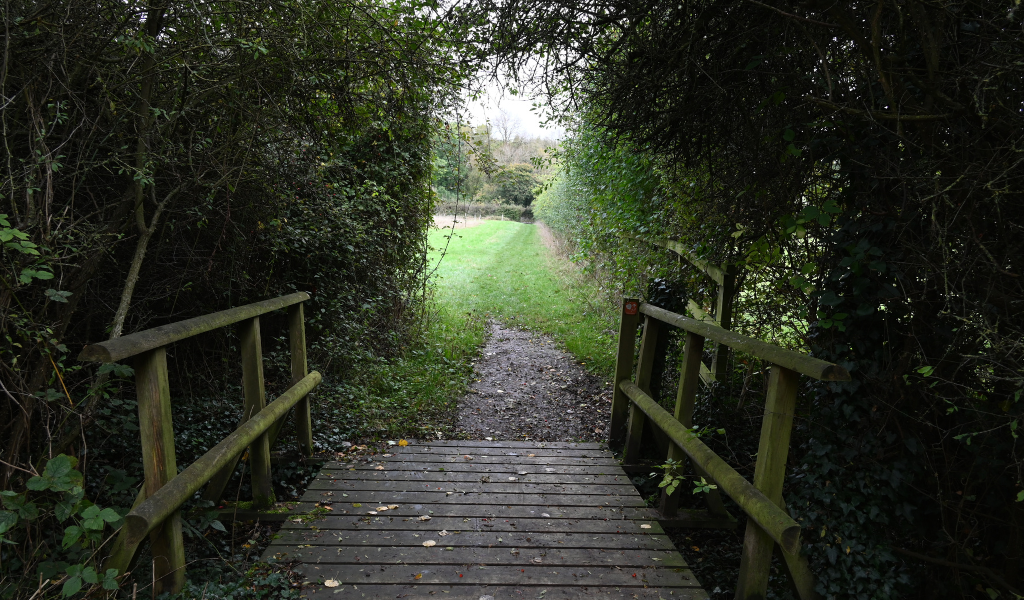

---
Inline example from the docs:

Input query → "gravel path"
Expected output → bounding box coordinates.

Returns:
[456,321,612,442]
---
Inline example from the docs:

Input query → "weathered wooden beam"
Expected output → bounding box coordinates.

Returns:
[118,372,321,559]
[289,303,313,456]
[710,264,737,379]
[662,332,712,518]
[736,366,800,599]
[132,348,185,594]
[241,317,274,510]
[640,237,727,285]
[78,292,310,363]
[623,316,663,463]
[609,298,641,446]
[639,304,849,382]
[619,380,801,555]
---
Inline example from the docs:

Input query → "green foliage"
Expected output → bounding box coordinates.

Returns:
[1,455,124,598]
[491,164,540,206]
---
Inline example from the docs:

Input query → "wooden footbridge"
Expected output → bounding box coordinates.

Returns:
[80,291,848,600]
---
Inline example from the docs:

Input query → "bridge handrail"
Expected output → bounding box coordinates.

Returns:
[639,303,850,381]
[610,297,842,599]
[619,381,801,553]
[78,292,318,594]
[78,292,309,363]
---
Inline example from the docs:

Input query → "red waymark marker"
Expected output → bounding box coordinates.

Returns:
[624,301,639,315]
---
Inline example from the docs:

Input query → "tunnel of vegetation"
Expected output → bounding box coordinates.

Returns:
[481,0,1024,598]
[0,0,475,596]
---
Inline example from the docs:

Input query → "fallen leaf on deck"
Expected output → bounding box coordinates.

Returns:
[531,557,542,563]
[438,530,450,536]
[324,579,340,587]
[388,504,399,509]
[463,455,474,460]
[414,573,422,580]
[398,439,409,447]
[376,506,389,511]
[368,511,377,515]
[375,466,385,470]
[419,515,432,521]
[541,513,551,517]
[640,524,652,529]
[423,540,436,547]
[527,454,536,457]
[352,503,362,508]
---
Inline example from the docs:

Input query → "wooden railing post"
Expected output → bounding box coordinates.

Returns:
[710,264,737,380]
[240,317,275,509]
[289,303,313,456]
[624,315,663,463]
[736,365,800,599]
[134,347,185,594]
[661,331,703,516]
[610,298,640,446]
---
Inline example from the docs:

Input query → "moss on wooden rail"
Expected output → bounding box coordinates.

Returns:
[78,292,310,363]
[619,380,802,555]
[639,303,850,381]
[117,372,321,553]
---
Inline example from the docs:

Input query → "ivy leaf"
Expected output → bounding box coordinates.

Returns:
[62,525,83,549]
[0,510,17,534]
[45,289,72,303]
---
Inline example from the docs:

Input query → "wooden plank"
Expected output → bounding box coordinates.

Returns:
[280,502,660,521]
[338,462,620,473]
[298,490,648,507]
[639,303,850,381]
[315,470,632,484]
[391,446,608,457]
[271,529,677,550]
[286,516,665,534]
[410,440,605,449]
[610,298,641,445]
[263,440,706,598]
[308,481,639,495]
[736,366,800,600]
[78,292,309,363]
[298,584,708,600]
[282,563,698,587]
[133,348,185,594]
[347,455,620,465]
[266,545,685,567]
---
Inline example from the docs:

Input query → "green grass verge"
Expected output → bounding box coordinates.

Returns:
[309,219,619,444]
[428,219,620,377]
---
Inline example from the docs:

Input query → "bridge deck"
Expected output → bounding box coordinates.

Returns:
[265,440,707,599]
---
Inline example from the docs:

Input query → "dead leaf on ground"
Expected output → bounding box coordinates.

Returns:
[419,515,432,521]
[640,524,652,529]
[324,579,340,587]
[423,540,437,547]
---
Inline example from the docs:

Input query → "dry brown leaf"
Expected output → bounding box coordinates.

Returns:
[324,579,340,587]
[423,540,437,547]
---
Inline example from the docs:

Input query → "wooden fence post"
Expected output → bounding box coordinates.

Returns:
[134,347,185,594]
[661,331,703,516]
[624,315,662,463]
[610,298,640,447]
[240,317,275,509]
[735,365,800,600]
[289,303,313,456]
[710,264,736,379]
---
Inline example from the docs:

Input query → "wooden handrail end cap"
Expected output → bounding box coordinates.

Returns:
[781,525,802,556]
[78,345,113,363]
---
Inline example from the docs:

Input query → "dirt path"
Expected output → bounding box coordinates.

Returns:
[456,320,612,442]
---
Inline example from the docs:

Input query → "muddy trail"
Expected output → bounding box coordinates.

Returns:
[456,321,612,442]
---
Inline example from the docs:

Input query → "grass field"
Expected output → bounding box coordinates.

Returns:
[313,219,621,443]
[427,219,620,377]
